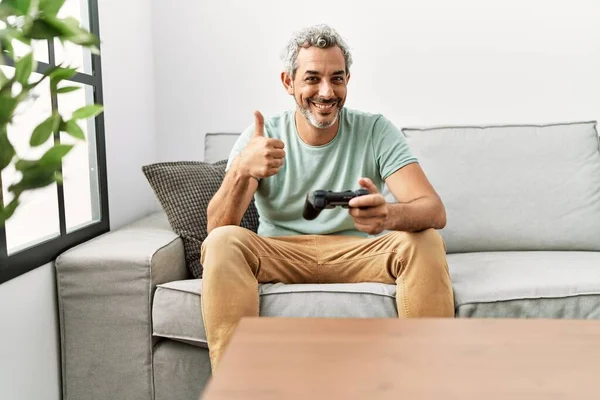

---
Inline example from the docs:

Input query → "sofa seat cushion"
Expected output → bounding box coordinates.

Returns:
[449,251,600,318]
[152,280,397,348]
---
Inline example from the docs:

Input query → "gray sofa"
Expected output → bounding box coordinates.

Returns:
[55,121,600,400]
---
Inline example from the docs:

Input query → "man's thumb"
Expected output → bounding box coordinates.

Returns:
[253,110,265,137]
[358,177,379,194]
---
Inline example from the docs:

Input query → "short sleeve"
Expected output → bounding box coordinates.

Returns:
[372,116,418,180]
[225,124,255,172]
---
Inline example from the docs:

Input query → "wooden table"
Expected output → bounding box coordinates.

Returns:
[201,317,600,399]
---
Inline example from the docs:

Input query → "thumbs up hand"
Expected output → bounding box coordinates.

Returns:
[237,111,286,179]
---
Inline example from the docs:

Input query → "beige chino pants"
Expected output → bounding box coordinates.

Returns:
[200,226,454,371]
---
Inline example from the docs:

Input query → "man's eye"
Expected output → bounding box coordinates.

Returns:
[333,77,344,82]
[306,77,318,82]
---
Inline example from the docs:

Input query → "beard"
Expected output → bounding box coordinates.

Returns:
[295,96,342,129]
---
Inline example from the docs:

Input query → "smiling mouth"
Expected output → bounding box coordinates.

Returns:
[310,100,337,113]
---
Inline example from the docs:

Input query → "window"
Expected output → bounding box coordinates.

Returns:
[0,0,109,284]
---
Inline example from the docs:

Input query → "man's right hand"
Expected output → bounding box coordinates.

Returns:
[236,110,286,179]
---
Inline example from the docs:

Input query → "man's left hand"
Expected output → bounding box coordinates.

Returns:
[348,177,389,235]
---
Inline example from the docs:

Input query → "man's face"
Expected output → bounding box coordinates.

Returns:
[287,46,349,129]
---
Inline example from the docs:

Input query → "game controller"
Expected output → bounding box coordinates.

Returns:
[303,189,370,220]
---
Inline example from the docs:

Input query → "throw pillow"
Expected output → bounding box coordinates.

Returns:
[142,160,260,278]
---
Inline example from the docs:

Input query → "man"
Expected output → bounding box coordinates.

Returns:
[202,24,454,371]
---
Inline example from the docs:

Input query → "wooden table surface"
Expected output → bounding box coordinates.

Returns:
[201,317,600,399]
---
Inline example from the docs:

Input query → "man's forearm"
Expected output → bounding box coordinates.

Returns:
[384,196,446,232]
[206,159,257,233]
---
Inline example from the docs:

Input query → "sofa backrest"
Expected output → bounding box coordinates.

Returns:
[204,133,239,163]
[403,121,600,253]
[204,121,600,253]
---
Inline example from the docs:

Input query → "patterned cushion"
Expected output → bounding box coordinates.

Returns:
[142,160,259,278]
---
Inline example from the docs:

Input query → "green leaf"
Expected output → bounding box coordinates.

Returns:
[14,158,38,171]
[0,69,7,89]
[13,84,30,103]
[8,28,31,46]
[42,64,63,78]
[41,15,77,36]
[1,37,15,60]
[39,0,66,16]
[0,95,17,125]
[9,166,56,193]
[27,18,63,39]
[62,17,80,30]
[9,145,72,194]
[48,66,77,87]
[56,85,80,94]
[0,126,15,170]
[28,64,60,89]
[62,119,85,139]
[0,197,20,226]
[43,16,100,47]
[15,52,35,85]
[2,0,31,15]
[15,0,32,14]
[30,112,61,146]
[65,29,99,47]
[71,104,103,120]
[0,4,19,20]
[0,80,16,95]
[39,143,73,167]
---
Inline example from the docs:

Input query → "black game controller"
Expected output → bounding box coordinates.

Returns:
[303,189,370,220]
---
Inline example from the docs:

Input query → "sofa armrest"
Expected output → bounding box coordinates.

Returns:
[55,212,188,400]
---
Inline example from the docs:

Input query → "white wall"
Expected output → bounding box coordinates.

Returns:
[0,1,159,399]
[101,0,160,228]
[151,0,600,162]
[0,264,62,400]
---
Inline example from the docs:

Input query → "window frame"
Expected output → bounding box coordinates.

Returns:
[0,0,109,284]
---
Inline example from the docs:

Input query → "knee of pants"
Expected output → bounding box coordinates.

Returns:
[388,228,447,255]
[201,225,255,269]
[385,229,449,281]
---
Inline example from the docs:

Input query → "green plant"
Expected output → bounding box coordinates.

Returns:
[0,0,103,226]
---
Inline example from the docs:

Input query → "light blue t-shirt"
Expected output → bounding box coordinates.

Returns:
[227,108,418,237]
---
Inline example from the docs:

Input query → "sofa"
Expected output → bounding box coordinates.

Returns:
[55,120,600,400]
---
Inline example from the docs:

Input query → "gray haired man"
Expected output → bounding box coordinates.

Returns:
[202,24,454,371]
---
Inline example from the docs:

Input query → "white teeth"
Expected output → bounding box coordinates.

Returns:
[312,102,335,110]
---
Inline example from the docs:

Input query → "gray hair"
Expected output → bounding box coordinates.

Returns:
[281,24,353,79]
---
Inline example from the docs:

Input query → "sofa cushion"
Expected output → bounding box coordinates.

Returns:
[152,280,397,348]
[449,251,600,318]
[142,161,259,278]
[153,251,600,346]
[403,121,600,253]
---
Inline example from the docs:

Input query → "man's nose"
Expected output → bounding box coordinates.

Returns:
[318,81,334,98]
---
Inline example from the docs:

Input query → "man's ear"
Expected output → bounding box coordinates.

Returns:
[281,71,294,95]
[346,72,351,85]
